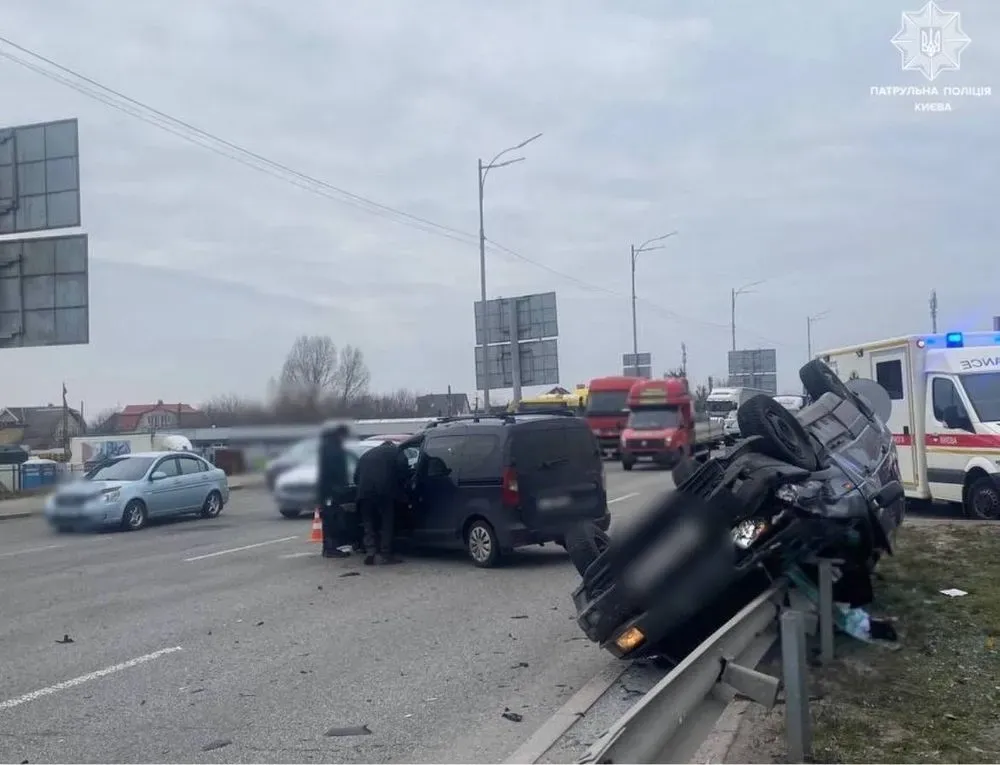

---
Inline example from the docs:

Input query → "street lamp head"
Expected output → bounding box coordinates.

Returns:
[514,132,543,150]
[635,230,679,253]
[734,279,765,295]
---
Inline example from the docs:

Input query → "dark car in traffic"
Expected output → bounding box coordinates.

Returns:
[379,412,611,567]
[569,360,905,659]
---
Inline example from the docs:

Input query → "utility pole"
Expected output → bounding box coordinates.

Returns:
[477,133,542,411]
[929,290,938,333]
[731,281,765,352]
[681,342,688,377]
[630,232,678,368]
[61,382,69,462]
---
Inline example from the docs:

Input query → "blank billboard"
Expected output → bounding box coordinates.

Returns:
[0,119,81,234]
[0,233,89,348]
[475,339,559,390]
[474,291,557,346]
[728,348,777,376]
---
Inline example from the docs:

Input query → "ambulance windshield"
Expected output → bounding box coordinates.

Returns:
[961,372,1000,423]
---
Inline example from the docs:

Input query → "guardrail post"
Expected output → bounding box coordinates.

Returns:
[780,609,812,762]
[817,559,835,664]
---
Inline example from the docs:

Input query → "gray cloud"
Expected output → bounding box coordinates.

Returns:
[1,0,998,410]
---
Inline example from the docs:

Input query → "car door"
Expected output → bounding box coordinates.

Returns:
[146,456,184,516]
[411,432,466,546]
[176,455,211,511]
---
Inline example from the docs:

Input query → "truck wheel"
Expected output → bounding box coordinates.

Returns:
[737,395,819,471]
[621,457,635,471]
[964,475,1000,520]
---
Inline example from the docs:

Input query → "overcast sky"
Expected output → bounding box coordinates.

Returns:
[1,0,998,413]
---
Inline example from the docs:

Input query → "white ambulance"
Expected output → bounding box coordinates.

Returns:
[817,331,1000,519]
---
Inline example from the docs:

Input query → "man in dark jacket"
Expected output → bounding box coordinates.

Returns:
[318,422,353,558]
[355,440,410,565]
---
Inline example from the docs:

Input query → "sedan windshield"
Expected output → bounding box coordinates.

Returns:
[628,408,681,430]
[86,456,155,482]
[282,437,319,462]
[961,372,1000,423]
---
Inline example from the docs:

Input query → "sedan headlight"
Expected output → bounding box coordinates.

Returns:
[732,519,769,549]
[103,488,121,503]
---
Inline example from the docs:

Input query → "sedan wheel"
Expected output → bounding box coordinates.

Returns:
[201,491,223,519]
[466,520,500,568]
[121,500,147,531]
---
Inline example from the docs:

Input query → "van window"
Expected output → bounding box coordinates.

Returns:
[563,425,601,464]
[932,377,969,423]
[510,427,565,471]
[456,434,500,480]
[422,434,465,474]
[875,360,904,400]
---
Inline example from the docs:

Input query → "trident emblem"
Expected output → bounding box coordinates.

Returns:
[920,26,942,57]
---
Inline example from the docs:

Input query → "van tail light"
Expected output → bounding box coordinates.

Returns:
[502,466,520,507]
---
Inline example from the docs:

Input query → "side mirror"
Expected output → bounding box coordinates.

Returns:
[942,405,972,432]
[150,471,167,481]
[873,480,904,509]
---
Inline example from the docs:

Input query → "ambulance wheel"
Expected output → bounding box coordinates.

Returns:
[964,475,1000,520]
[737,395,819,471]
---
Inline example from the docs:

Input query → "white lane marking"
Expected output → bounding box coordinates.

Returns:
[608,491,640,505]
[279,551,315,560]
[0,543,65,559]
[184,535,297,562]
[0,646,183,711]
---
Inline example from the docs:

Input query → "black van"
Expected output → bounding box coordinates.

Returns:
[391,413,610,567]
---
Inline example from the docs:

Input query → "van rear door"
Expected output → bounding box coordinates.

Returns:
[509,420,607,528]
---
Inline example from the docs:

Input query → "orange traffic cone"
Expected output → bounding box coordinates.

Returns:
[310,508,323,543]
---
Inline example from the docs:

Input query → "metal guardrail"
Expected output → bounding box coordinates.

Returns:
[578,561,838,764]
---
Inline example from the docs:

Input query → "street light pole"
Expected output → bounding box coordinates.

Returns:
[630,232,677,373]
[730,280,765,352]
[477,132,542,411]
[806,310,830,360]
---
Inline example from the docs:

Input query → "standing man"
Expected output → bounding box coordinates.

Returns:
[355,440,410,565]
[318,421,352,559]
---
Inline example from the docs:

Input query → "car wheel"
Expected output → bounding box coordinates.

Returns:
[465,519,501,568]
[121,499,147,531]
[672,457,698,486]
[564,522,610,577]
[279,508,301,519]
[965,476,1000,520]
[737,395,819,471]
[55,524,73,534]
[200,491,223,519]
[799,359,852,401]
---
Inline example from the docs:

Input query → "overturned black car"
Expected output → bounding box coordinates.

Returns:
[568,360,906,660]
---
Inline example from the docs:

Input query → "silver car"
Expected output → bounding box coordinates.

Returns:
[264,437,319,492]
[44,451,230,532]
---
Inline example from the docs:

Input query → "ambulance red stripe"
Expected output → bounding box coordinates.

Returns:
[893,433,1000,448]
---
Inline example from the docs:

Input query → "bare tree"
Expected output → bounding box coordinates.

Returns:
[665,367,687,378]
[201,394,266,426]
[278,335,339,412]
[693,383,710,413]
[332,344,371,410]
[88,408,120,435]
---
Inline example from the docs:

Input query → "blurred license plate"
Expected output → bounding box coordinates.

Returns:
[538,495,571,510]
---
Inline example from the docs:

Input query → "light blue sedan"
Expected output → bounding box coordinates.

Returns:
[44,451,230,532]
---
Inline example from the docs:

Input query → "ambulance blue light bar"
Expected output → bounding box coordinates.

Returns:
[946,332,964,348]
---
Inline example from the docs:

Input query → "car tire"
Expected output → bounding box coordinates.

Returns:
[799,359,851,401]
[964,475,1000,520]
[55,524,73,534]
[737,395,819,471]
[279,509,301,519]
[121,499,147,532]
[200,490,223,519]
[672,457,698,486]
[564,522,610,577]
[465,519,501,568]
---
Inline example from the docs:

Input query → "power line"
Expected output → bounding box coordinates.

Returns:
[0,35,791,348]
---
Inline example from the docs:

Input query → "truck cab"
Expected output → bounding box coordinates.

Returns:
[585,376,641,457]
[620,377,702,471]
[819,331,1000,519]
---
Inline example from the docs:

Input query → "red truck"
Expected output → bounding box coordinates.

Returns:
[620,377,724,470]
[585,376,641,457]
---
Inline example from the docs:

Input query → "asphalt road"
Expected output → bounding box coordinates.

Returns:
[0,462,676,764]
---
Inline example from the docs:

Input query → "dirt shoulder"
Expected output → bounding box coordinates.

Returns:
[725,522,1000,764]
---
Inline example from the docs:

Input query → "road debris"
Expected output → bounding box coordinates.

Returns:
[324,725,372,737]
[55,634,74,644]
[201,738,232,752]
[940,587,967,597]
[501,708,523,723]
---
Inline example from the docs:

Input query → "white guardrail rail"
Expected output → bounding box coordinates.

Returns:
[573,559,838,764]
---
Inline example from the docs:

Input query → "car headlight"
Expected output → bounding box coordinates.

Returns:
[732,519,769,549]
[775,480,824,507]
[103,488,121,503]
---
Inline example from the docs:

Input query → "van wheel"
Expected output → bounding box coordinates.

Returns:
[965,476,1000,520]
[737,395,819,471]
[621,455,635,471]
[466,520,501,568]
